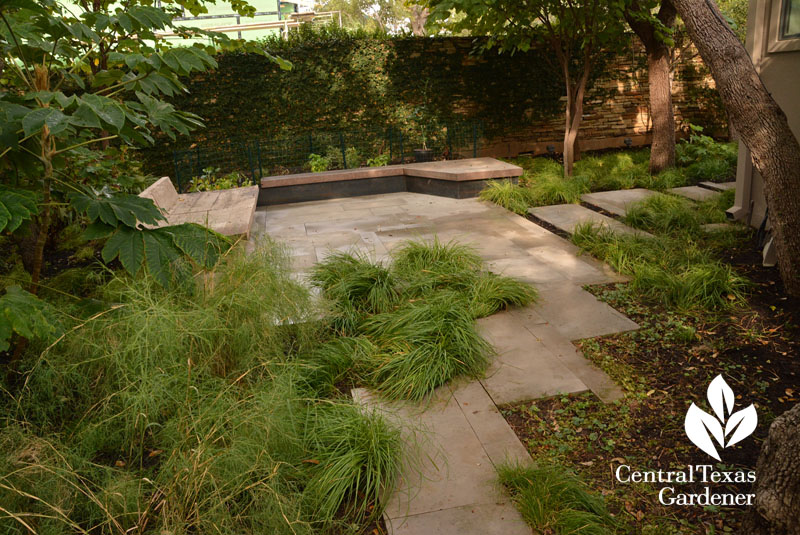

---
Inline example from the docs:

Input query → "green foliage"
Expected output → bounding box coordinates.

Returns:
[498,463,617,535]
[308,153,331,172]
[675,125,737,181]
[311,251,400,316]
[345,146,362,169]
[0,186,38,233]
[0,0,288,347]
[362,293,492,400]
[302,403,402,524]
[189,167,243,191]
[572,223,749,311]
[0,286,60,352]
[309,238,536,399]
[623,193,702,234]
[143,26,568,174]
[367,153,391,167]
[483,142,735,213]
[1,241,399,532]
[480,180,533,215]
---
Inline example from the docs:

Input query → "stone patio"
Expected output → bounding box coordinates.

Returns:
[252,192,636,534]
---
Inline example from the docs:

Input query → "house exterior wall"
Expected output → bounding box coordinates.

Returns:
[730,0,800,228]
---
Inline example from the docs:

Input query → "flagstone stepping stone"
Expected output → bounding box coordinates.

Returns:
[529,203,651,237]
[699,181,736,192]
[534,284,640,341]
[352,383,531,535]
[668,185,720,202]
[701,222,735,232]
[580,188,656,217]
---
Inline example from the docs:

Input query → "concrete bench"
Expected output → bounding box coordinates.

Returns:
[139,177,259,238]
[259,157,523,205]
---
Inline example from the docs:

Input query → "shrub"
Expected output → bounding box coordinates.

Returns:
[308,153,331,172]
[367,153,391,167]
[345,146,362,169]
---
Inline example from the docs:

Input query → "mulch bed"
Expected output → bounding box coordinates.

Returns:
[501,234,800,533]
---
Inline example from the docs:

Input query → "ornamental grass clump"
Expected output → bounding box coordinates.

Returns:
[1,240,401,534]
[308,238,537,400]
[361,292,493,400]
[498,463,617,535]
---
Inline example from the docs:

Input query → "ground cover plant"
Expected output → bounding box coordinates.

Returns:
[498,174,800,533]
[572,191,747,311]
[309,239,537,400]
[480,137,737,215]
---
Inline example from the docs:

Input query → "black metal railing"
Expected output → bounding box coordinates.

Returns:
[170,122,482,192]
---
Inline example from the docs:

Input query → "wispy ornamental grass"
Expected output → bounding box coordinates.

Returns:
[498,463,617,535]
[1,239,401,534]
[308,238,536,400]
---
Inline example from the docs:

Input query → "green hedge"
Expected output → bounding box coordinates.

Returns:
[143,27,574,175]
[141,26,724,177]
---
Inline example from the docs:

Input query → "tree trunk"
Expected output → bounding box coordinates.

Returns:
[563,66,589,178]
[670,0,800,296]
[626,0,677,173]
[409,5,428,36]
[741,403,800,535]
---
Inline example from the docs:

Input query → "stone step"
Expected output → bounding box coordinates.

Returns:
[667,185,720,202]
[528,203,650,237]
[580,188,656,217]
[699,181,736,192]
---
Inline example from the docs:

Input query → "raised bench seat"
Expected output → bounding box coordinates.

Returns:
[259,157,523,205]
[140,177,259,238]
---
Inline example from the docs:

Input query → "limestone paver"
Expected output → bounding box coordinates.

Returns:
[352,384,530,535]
[699,181,735,191]
[534,284,639,341]
[529,203,648,236]
[580,188,656,216]
[477,312,588,404]
[668,185,720,201]
[387,503,530,534]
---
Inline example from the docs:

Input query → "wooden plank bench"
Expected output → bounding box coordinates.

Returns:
[139,177,259,238]
[259,157,523,205]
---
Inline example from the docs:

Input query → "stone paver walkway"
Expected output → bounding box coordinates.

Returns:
[252,192,636,534]
[580,188,655,216]
[668,185,720,202]
[529,203,650,237]
[699,181,735,192]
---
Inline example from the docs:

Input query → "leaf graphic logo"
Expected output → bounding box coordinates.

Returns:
[684,375,758,461]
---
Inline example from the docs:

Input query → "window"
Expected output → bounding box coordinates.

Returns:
[782,0,800,39]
